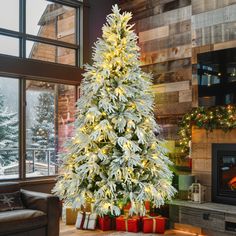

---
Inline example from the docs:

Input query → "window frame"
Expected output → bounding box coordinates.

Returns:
[0,74,79,181]
[0,0,82,67]
[0,0,86,182]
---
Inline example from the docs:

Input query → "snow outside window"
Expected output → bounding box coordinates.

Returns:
[0,77,19,179]
[26,80,76,177]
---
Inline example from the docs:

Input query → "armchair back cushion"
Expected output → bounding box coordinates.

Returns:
[0,182,20,194]
[0,191,24,212]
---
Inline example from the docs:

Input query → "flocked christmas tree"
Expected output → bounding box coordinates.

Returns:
[0,92,18,167]
[31,92,55,161]
[53,5,176,216]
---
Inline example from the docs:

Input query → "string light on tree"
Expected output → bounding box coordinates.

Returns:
[53,5,176,216]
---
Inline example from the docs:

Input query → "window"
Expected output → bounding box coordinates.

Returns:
[0,0,82,180]
[0,35,19,57]
[0,0,19,31]
[0,79,76,180]
[0,0,81,66]
[26,41,76,66]
[26,1,76,44]
[26,81,76,177]
[0,77,19,179]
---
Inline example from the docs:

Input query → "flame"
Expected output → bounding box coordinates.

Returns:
[228,176,236,190]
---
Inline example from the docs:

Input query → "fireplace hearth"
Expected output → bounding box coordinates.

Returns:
[212,144,236,205]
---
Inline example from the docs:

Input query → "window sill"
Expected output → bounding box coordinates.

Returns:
[0,176,57,186]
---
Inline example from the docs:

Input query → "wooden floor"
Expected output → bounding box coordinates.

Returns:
[60,222,199,236]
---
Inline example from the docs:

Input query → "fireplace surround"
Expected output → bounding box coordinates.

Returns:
[212,144,236,205]
[191,127,236,202]
[170,128,236,236]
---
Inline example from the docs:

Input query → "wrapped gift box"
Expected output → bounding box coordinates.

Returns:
[116,216,140,233]
[143,216,166,234]
[98,215,116,231]
[62,206,80,225]
[76,212,97,230]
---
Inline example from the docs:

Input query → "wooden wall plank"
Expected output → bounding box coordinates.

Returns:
[179,89,192,103]
[154,91,179,104]
[119,0,149,12]
[153,68,192,84]
[213,39,236,51]
[141,44,192,66]
[192,0,236,15]
[193,22,236,47]
[160,124,180,140]
[139,31,191,52]
[142,58,191,76]
[192,4,236,30]
[137,5,191,31]
[139,25,169,42]
[169,20,191,35]
[152,80,190,93]
[155,102,192,116]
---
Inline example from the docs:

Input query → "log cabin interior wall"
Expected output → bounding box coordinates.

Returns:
[119,0,236,161]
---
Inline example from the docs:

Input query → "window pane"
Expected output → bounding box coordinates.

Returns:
[0,0,19,31]
[0,77,19,179]
[26,80,76,177]
[26,0,76,44]
[26,40,76,66]
[0,35,19,57]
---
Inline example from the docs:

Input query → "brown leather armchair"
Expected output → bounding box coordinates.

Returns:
[0,182,60,236]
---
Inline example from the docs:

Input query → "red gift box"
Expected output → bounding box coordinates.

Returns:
[98,216,111,231]
[143,216,166,234]
[98,216,116,231]
[116,216,140,233]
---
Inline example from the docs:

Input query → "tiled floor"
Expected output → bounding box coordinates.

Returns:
[60,222,198,236]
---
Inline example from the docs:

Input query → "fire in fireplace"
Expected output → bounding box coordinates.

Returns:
[212,144,236,205]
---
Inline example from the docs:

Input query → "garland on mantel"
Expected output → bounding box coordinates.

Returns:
[178,105,236,156]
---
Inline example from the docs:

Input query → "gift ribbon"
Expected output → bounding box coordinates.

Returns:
[145,215,159,233]
[119,216,129,231]
[85,213,91,229]
[125,218,128,231]
[79,212,86,229]
[153,218,156,233]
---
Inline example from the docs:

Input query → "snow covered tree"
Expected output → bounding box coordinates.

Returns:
[53,5,176,216]
[0,92,18,166]
[31,92,55,161]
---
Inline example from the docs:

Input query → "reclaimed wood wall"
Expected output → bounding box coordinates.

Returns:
[119,0,236,145]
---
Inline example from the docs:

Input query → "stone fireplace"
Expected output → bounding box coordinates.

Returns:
[191,127,236,203]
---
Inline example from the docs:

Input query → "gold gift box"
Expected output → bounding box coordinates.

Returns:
[65,208,80,225]
[64,203,92,225]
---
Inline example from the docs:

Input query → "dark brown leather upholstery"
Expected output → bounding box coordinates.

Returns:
[0,182,20,194]
[0,209,47,235]
[0,182,60,236]
[21,189,60,236]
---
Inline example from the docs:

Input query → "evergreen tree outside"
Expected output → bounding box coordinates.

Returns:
[53,5,176,216]
[31,92,55,162]
[0,92,18,167]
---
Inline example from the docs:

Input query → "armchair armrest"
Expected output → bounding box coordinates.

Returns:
[21,189,60,236]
